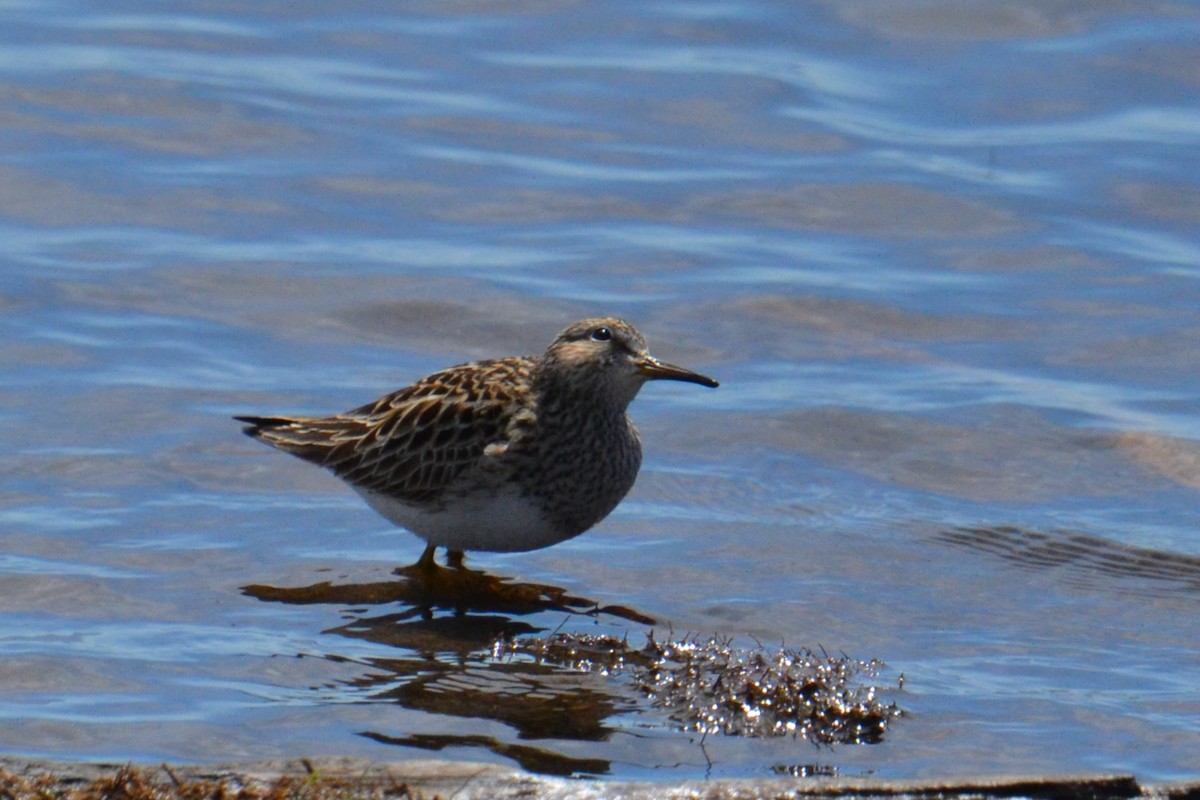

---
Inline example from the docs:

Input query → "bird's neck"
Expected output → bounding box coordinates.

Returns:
[533,368,633,423]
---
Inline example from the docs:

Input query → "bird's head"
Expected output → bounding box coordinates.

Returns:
[541,317,718,408]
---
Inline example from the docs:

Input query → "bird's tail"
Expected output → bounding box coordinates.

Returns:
[234,414,364,468]
[234,415,300,438]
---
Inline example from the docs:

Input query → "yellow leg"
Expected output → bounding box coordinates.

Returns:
[415,543,438,571]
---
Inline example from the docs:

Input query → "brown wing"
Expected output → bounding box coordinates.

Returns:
[236,357,534,504]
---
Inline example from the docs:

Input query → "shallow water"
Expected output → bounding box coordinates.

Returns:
[3,0,1200,783]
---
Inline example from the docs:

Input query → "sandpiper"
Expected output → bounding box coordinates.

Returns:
[236,318,718,569]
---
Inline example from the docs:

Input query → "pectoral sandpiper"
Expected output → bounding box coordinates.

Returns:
[236,318,718,569]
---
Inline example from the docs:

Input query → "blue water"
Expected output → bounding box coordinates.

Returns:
[2,0,1200,783]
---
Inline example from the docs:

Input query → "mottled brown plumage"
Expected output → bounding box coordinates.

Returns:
[236,318,717,567]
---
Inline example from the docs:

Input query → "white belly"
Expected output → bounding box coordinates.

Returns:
[353,487,573,553]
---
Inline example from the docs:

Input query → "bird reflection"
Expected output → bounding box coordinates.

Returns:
[244,559,654,624]
[242,561,656,776]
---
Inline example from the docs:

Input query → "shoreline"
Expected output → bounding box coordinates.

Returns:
[2,756,1196,800]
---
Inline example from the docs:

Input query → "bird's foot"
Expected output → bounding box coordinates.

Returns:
[400,544,466,575]
[410,543,440,573]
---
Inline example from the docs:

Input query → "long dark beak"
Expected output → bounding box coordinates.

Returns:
[637,356,719,388]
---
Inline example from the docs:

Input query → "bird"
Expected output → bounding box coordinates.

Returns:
[236,317,718,570]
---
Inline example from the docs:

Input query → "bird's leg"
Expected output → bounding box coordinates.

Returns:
[445,548,466,569]
[415,543,438,572]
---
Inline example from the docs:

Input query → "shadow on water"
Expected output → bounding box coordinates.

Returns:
[242,563,901,777]
[936,526,1200,598]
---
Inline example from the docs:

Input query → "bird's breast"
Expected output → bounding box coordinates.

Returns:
[514,410,643,538]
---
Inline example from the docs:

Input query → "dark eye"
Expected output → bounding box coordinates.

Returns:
[590,326,612,342]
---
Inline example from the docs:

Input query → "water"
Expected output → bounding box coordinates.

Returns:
[2,0,1200,783]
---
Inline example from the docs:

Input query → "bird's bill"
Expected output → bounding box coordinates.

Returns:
[637,357,719,388]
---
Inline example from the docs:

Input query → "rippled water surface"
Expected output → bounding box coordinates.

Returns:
[3,0,1200,783]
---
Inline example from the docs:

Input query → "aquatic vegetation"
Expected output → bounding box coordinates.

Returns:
[493,632,902,745]
[0,764,428,800]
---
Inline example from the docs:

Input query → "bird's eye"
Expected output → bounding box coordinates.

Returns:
[590,326,612,342]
